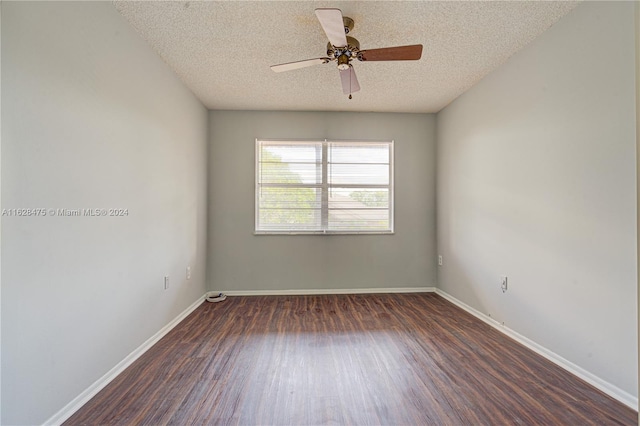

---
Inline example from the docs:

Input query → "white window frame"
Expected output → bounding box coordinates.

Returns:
[255,139,394,235]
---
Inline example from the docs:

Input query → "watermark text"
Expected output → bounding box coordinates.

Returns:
[2,208,129,217]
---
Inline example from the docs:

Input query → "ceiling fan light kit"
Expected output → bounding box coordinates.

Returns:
[270,8,423,98]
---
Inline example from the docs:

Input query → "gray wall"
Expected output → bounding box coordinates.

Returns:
[208,111,436,293]
[0,2,3,421]
[437,1,637,399]
[635,2,640,416]
[1,2,209,424]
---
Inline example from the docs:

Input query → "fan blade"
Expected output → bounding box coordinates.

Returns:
[339,66,360,95]
[359,44,423,61]
[315,8,347,47]
[270,58,330,73]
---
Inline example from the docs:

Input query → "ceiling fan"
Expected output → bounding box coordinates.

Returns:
[270,8,423,99]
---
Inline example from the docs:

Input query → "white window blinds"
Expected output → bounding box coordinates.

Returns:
[256,140,394,234]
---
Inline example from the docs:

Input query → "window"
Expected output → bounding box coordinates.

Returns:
[255,139,394,234]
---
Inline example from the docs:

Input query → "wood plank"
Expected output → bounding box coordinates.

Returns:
[65,293,637,425]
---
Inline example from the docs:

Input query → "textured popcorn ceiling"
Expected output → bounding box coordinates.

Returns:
[114,1,579,113]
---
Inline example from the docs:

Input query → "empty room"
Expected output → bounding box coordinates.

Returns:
[2,1,639,425]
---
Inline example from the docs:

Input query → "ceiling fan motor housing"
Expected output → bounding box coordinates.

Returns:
[327,33,360,70]
[342,16,354,34]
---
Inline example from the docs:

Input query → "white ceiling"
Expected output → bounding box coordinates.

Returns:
[114,1,579,113]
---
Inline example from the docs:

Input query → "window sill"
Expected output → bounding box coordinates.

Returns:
[254,231,395,236]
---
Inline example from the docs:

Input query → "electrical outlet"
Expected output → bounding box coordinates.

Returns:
[501,276,508,293]
[186,266,191,280]
[438,255,443,266]
[164,276,170,290]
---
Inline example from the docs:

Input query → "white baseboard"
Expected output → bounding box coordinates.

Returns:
[211,287,436,297]
[43,294,207,426]
[434,289,638,411]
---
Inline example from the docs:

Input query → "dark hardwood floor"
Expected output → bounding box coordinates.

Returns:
[65,293,637,425]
